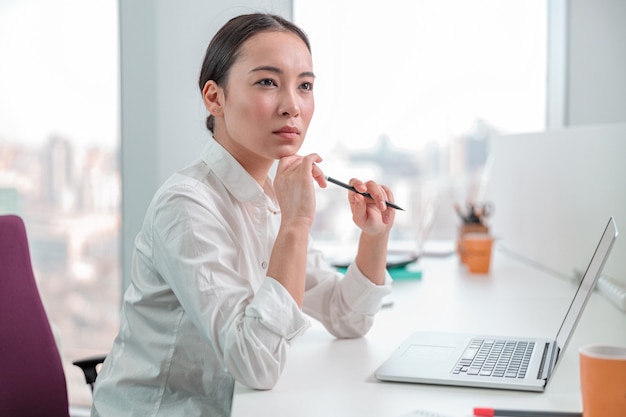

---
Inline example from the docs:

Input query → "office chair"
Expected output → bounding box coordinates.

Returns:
[0,214,104,416]
[73,355,106,392]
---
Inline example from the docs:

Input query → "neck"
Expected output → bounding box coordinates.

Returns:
[211,135,273,186]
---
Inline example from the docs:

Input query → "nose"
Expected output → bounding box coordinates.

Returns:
[278,89,300,117]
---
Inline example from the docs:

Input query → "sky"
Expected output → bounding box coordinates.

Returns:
[0,0,118,149]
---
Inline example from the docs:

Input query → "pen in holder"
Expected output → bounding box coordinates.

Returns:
[455,201,494,274]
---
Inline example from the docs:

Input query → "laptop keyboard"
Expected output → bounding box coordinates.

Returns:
[451,338,535,378]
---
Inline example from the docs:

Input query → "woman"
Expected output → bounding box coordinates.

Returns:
[92,13,395,417]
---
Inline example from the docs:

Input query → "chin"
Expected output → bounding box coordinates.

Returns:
[275,144,303,159]
[274,152,296,160]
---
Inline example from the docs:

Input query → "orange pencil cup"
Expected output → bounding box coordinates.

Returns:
[579,344,626,417]
[457,233,493,274]
[457,223,489,265]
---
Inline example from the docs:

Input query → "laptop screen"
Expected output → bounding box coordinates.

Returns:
[554,217,618,353]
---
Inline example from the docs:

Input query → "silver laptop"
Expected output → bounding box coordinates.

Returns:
[375,217,618,392]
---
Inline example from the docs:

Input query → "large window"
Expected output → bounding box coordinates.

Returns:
[0,0,119,407]
[0,0,548,407]
[294,0,546,246]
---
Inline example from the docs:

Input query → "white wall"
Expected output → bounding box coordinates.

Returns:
[119,0,292,290]
[483,0,626,284]
[484,0,626,284]
[567,0,626,125]
[485,124,626,282]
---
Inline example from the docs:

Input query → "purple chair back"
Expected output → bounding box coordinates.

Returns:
[0,215,70,417]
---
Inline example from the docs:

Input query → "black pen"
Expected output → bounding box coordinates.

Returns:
[325,176,404,211]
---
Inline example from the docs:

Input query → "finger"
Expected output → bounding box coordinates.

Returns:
[349,178,368,193]
[311,162,327,188]
[363,180,388,211]
[381,184,394,205]
[349,189,365,206]
[381,184,395,224]
[276,154,302,173]
[303,152,322,164]
[301,153,322,175]
[300,153,326,187]
[349,189,367,223]
[346,179,366,206]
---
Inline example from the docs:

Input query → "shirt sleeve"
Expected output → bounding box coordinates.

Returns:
[302,243,392,338]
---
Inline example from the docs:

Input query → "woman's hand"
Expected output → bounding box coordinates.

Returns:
[348,179,396,286]
[273,153,326,229]
[348,179,395,236]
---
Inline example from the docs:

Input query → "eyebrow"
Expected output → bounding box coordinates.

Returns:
[249,65,316,78]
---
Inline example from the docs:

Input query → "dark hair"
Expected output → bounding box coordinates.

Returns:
[199,13,311,133]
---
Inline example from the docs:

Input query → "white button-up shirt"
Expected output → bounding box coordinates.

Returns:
[91,138,392,417]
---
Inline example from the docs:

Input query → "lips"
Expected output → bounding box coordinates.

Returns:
[273,126,300,135]
[273,126,301,141]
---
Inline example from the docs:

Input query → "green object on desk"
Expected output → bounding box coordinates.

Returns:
[336,266,422,280]
[388,266,422,280]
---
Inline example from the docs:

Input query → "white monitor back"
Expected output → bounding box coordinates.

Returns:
[484,123,625,282]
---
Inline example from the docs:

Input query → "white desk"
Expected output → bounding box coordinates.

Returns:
[231,247,626,417]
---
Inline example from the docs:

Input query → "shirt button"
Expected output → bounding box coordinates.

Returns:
[261,261,267,269]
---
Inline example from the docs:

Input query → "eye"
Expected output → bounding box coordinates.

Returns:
[299,81,314,91]
[257,78,277,87]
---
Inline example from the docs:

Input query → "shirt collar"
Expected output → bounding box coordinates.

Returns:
[201,137,272,205]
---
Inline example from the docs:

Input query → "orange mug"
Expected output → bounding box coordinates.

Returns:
[579,344,626,417]
[457,233,493,274]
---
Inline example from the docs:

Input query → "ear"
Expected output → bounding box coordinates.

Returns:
[202,80,224,116]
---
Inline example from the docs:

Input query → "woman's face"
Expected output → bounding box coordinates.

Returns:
[211,30,315,170]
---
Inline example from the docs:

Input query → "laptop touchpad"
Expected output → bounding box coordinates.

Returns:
[402,344,456,361]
